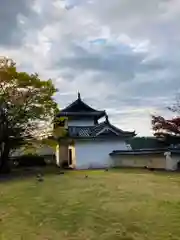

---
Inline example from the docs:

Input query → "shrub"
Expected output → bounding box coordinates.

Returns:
[15,154,46,167]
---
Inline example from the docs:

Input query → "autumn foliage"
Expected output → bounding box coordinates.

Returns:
[152,115,180,138]
[152,97,180,144]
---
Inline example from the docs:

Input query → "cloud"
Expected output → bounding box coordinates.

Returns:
[0,0,36,47]
[1,0,180,136]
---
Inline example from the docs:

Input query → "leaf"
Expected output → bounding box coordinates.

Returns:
[0,57,59,167]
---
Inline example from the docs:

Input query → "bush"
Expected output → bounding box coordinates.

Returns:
[14,154,46,167]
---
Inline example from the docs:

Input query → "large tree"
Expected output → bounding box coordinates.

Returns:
[152,95,180,146]
[0,57,58,173]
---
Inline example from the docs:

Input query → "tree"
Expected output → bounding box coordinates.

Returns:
[21,117,68,156]
[152,95,180,146]
[0,57,58,173]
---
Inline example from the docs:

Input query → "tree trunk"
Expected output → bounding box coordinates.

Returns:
[0,143,11,174]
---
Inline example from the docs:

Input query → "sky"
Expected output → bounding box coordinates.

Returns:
[0,0,180,136]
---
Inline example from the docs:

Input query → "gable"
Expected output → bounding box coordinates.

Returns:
[67,120,135,139]
[95,127,119,137]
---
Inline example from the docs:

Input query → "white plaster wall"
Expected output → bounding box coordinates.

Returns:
[68,120,94,126]
[38,146,54,155]
[166,155,180,171]
[12,146,54,157]
[75,140,128,169]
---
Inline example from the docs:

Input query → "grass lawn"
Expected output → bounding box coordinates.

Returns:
[1,169,180,240]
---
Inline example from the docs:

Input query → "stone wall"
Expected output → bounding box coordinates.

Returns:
[111,153,166,169]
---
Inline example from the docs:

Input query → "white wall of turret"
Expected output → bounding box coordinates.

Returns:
[68,119,95,126]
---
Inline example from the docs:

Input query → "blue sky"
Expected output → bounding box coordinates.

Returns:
[0,0,180,136]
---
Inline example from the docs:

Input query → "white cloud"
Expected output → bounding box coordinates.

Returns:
[1,0,180,136]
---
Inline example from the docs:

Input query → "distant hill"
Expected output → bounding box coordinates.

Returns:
[127,137,167,150]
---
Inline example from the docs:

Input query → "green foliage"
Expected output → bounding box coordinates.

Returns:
[0,57,58,172]
[53,127,68,139]
[127,137,166,150]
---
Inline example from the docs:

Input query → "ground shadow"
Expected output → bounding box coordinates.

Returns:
[1,166,179,183]
[0,165,63,183]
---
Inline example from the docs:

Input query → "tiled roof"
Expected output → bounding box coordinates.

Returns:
[57,93,106,120]
[109,148,180,156]
[109,149,167,156]
[68,121,135,139]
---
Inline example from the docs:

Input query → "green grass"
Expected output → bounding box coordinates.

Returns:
[1,169,180,240]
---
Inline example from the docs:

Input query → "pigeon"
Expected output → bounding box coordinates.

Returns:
[36,173,44,182]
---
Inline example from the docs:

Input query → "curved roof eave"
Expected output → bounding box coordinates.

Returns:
[58,93,105,115]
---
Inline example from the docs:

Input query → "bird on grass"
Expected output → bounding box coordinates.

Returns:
[36,173,44,182]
